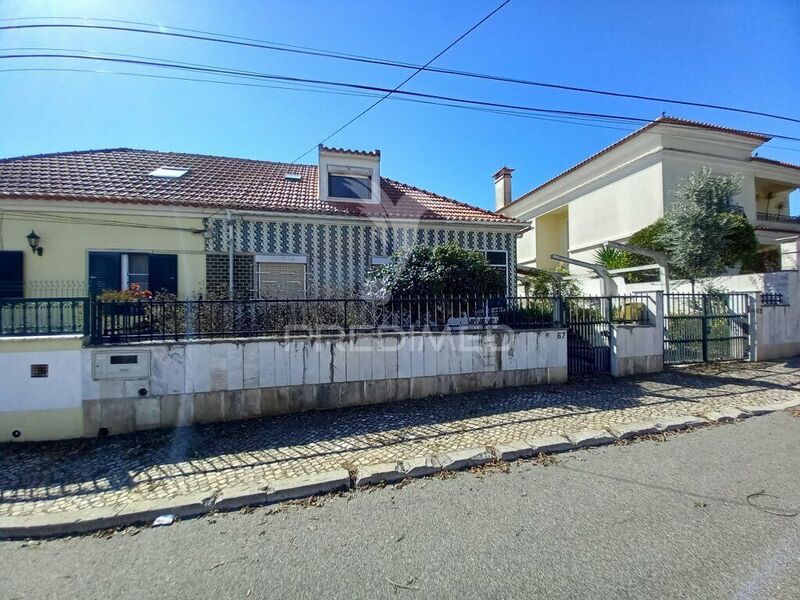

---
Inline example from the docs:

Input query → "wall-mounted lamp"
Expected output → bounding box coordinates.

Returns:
[26,230,43,256]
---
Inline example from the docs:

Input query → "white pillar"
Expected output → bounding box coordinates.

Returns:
[780,240,800,271]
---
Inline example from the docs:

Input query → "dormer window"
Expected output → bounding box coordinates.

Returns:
[319,146,380,204]
[329,172,371,200]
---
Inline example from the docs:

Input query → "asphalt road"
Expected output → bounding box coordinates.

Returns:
[2,411,799,600]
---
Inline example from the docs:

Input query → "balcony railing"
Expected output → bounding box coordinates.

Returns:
[0,297,89,337]
[756,212,800,225]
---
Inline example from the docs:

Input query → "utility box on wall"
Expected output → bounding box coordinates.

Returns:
[92,350,150,380]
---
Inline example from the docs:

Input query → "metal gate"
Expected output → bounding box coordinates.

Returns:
[663,293,751,365]
[562,296,611,376]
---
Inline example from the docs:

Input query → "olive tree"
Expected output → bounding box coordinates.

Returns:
[594,168,757,289]
[658,168,756,291]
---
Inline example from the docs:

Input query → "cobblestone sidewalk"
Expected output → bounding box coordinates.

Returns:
[2,359,799,518]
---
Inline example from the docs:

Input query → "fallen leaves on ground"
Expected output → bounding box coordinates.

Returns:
[532,453,559,467]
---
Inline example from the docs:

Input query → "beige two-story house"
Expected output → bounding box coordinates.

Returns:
[496,116,800,273]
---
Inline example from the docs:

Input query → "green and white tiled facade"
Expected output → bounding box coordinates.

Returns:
[205,218,518,296]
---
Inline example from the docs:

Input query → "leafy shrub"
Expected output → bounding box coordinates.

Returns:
[593,246,630,271]
[520,267,583,297]
[366,242,505,298]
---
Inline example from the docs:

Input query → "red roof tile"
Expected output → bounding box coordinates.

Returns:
[751,156,800,172]
[320,145,380,157]
[0,148,516,224]
[505,116,772,209]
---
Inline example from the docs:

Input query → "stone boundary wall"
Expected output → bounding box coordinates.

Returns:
[752,279,800,361]
[611,292,664,377]
[0,336,85,442]
[79,329,568,438]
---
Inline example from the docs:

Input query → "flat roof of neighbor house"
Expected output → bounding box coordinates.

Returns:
[0,148,517,224]
[503,116,794,209]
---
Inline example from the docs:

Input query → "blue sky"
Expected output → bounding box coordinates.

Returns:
[1,0,799,212]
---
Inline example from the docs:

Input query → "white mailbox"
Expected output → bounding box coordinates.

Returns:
[92,350,151,380]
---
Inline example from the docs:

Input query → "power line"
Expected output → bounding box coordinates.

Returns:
[0,21,419,69]
[289,0,512,162]
[23,65,800,155]
[3,66,662,142]
[2,19,799,126]
[5,51,800,143]
[11,47,798,153]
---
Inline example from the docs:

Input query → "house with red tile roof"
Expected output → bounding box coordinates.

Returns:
[0,145,523,299]
[495,116,800,275]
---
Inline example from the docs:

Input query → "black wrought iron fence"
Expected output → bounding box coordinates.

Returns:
[0,297,89,337]
[91,296,562,343]
[562,296,612,375]
[0,294,658,342]
[0,280,88,299]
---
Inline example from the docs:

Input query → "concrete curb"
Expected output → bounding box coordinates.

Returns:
[434,447,494,472]
[354,462,405,487]
[654,415,708,432]
[703,407,748,422]
[770,399,800,411]
[0,470,349,540]
[528,435,574,454]
[607,421,660,439]
[401,456,443,478]
[267,470,350,503]
[566,429,616,448]
[3,401,796,540]
[491,440,536,461]
[738,404,779,416]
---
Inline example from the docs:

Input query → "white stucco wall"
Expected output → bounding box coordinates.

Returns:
[753,271,800,361]
[661,153,757,219]
[1,344,82,412]
[517,227,536,267]
[602,270,794,298]
[567,162,664,268]
[610,293,663,376]
[756,303,800,361]
[0,337,84,441]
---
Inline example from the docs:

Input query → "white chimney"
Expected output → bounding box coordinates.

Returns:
[493,166,514,210]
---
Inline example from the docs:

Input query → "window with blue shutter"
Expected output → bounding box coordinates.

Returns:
[0,250,24,298]
[88,252,121,298]
[88,252,179,297]
[148,254,178,295]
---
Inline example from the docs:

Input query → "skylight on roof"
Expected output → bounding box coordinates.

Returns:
[149,167,189,178]
[285,173,302,182]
